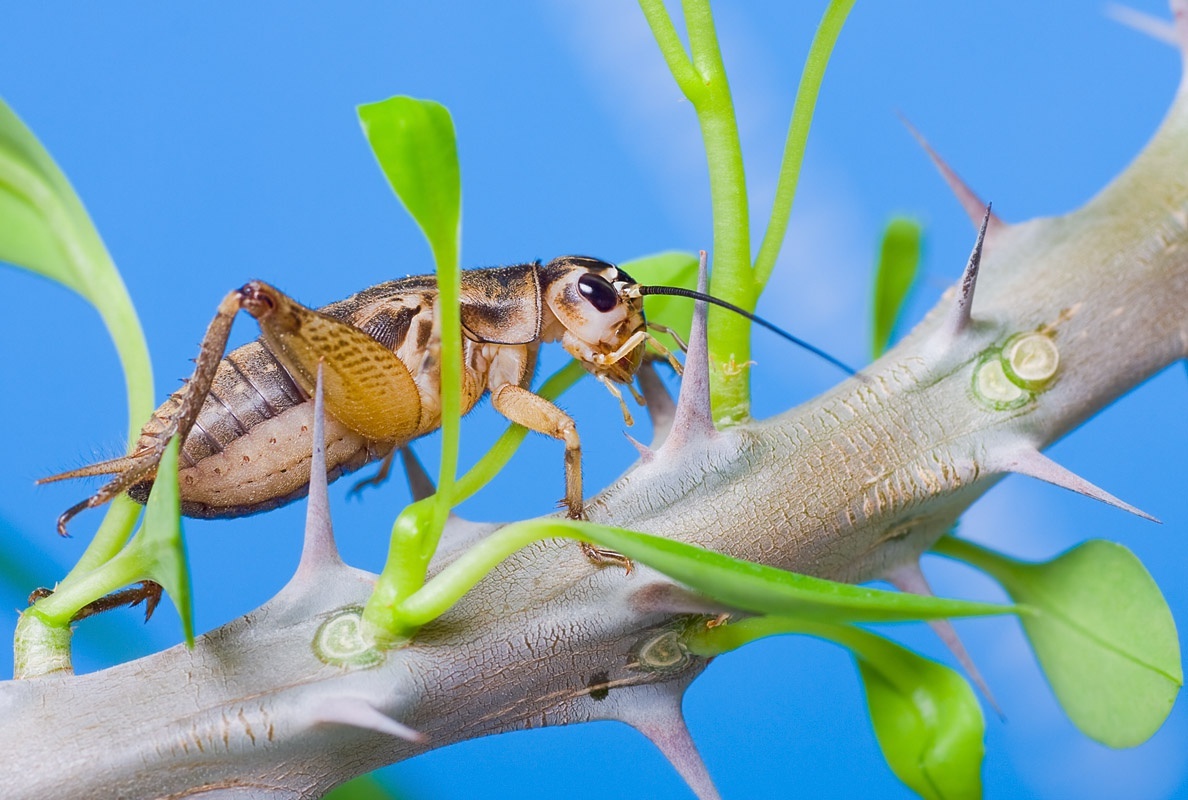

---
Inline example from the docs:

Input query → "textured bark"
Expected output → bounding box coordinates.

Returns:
[5,16,1188,800]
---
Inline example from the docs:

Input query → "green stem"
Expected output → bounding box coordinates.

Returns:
[396,519,588,628]
[636,0,705,101]
[425,234,462,561]
[61,495,141,580]
[752,0,856,289]
[27,545,147,625]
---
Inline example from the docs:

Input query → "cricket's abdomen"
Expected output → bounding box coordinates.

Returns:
[132,341,388,518]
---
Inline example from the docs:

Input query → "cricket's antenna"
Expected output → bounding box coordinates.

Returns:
[637,285,857,376]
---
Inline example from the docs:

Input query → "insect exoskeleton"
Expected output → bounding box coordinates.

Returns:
[43,257,667,533]
[43,254,851,538]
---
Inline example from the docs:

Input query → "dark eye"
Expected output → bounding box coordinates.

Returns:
[577,273,619,313]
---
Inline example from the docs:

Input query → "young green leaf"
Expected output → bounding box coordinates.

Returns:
[871,217,923,358]
[358,95,462,580]
[132,437,194,647]
[398,519,1014,630]
[688,616,985,800]
[935,536,1181,747]
[358,96,460,265]
[619,251,699,355]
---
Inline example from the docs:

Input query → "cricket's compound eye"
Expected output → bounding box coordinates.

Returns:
[577,273,619,313]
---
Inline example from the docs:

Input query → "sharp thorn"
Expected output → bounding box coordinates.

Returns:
[661,250,717,452]
[636,361,677,448]
[618,690,722,800]
[1105,4,1180,45]
[899,114,1006,235]
[399,446,437,502]
[886,561,1002,717]
[312,696,425,744]
[945,205,992,337]
[624,433,655,463]
[996,446,1159,522]
[296,362,342,576]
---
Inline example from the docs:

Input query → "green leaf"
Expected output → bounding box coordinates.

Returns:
[871,217,922,358]
[853,630,983,800]
[358,96,462,598]
[619,251,699,355]
[357,96,460,266]
[398,519,1014,630]
[575,523,1010,624]
[131,437,194,646]
[0,96,153,448]
[935,537,1181,747]
[688,616,984,800]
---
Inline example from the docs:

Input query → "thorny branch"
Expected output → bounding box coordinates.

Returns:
[6,9,1188,800]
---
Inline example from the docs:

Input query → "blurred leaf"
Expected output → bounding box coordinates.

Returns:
[936,537,1181,747]
[689,616,984,800]
[620,251,699,355]
[853,629,983,800]
[324,773,406,800]
[0,96,153,446]
[871,217,922,358]
[358,96,460,265]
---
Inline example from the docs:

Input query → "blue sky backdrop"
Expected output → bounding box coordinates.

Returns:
[2,2,1186,798]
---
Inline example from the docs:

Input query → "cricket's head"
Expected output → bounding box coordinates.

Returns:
[540,255,648,385]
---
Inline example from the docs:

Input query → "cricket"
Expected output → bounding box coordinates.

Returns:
[42,255,853,536]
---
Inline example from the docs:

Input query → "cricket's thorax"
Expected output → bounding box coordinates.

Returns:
[140,269,548,518]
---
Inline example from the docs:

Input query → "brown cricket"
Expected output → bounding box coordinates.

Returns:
[43,255,851,536]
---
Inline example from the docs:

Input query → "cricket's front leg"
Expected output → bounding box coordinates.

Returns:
[488,384,631,571]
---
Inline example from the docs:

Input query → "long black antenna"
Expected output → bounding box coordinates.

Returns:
[637,285,857,376]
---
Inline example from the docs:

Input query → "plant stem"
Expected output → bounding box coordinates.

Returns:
[752,0,855,289]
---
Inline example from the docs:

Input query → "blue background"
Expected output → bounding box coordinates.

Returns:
[2,2,1186,798]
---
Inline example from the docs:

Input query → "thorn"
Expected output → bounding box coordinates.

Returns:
[995,446,1159,522]
[629,582,738,617]
[899,114,1006,236]
[617,689,722,800]
[1105,4,1179,45]
[945,205,992,337]
[399,446,437,502]
[636,361,677,448]
[295,363,342,577]
[624,433,655,463]
[886,561,1002,718]
[312,696,425,744]
[661,250,717,452]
